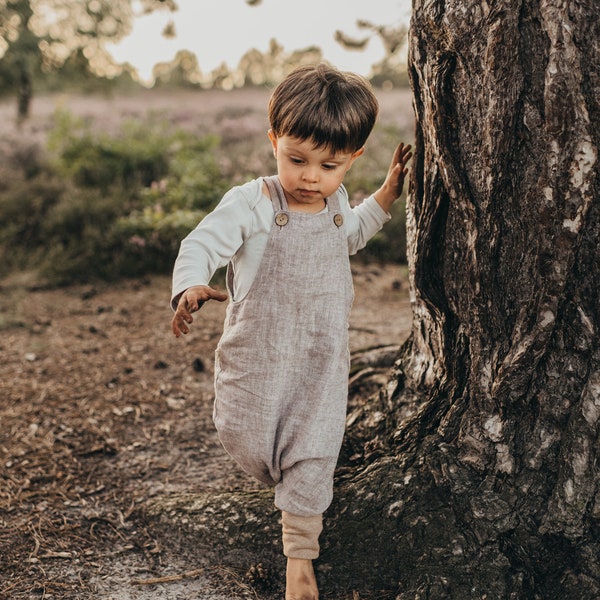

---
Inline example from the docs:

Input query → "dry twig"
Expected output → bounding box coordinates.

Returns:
[132,567,205,585]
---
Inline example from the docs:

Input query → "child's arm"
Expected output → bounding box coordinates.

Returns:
[171,285,228,337]
[373,143,412,213]
[170,182,259,337]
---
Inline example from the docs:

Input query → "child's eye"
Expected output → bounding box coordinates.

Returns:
[290,157,303,164]
[322,164,337,170]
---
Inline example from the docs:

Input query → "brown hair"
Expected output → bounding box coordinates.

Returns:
[268,63,379,153]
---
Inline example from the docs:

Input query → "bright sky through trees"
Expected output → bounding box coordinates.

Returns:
[108,0,410,83]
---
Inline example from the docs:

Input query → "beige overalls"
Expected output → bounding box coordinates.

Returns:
[213,175,353,526]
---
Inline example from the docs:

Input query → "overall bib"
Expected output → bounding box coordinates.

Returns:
[213,176,354,517]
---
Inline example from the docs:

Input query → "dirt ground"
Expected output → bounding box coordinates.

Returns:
[0,262,412,599]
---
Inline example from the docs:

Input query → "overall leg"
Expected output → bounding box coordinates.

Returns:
[282,511,322,600]
[275,456,338,516]
[214,421,278,486]
[276,457,337,600]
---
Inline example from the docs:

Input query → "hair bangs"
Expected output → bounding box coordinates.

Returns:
[284,108,362,154]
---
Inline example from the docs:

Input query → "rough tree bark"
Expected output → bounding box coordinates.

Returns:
[146,1,600,598]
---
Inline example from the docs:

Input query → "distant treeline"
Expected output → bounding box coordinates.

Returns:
[0,45,410,101]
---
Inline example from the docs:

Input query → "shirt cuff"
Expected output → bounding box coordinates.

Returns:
[364,194,392,224]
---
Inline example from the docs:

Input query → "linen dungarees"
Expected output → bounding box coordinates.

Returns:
[213,176,353,516]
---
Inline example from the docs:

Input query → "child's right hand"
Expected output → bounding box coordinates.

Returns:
[373,142,412,213]
[171,285,228,337]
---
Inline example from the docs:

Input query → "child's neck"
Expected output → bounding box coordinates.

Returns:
[286,198,327,214]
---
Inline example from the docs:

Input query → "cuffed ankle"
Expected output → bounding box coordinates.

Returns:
[281,511,323,560]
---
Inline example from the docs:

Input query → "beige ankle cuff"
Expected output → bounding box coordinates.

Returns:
[281,511,323,560]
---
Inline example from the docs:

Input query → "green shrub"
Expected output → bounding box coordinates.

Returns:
[112,206,207,278]
[33,183,207,284]
[47,109,171,191]
[139,133,229,212]
[0,169,66,275]
[36,185,125,283]
[25,110,231,283]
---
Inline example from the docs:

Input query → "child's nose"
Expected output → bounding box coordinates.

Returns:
[302,166,319,183]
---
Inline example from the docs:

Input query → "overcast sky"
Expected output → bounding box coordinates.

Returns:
[108,0,411,83]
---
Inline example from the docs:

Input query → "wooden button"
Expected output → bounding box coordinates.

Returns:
[333,213,343,227]
[275,212,289,226]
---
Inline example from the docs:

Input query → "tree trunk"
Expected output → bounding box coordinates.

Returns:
[145,1,600,598]
[386,0,600,596]
[16,56,32,125]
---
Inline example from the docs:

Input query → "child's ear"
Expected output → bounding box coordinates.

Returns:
[268,129,278,156]
[347,147,365,169]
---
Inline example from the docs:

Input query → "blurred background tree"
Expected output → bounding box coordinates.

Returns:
[0,0,177,119]
[0,0,38,122]
[336,19,409,88]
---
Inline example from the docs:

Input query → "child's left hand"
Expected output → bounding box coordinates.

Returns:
[373,142,412,213]
[171,285,228,337]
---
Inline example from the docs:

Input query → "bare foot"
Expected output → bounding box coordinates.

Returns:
[285,557,319,600]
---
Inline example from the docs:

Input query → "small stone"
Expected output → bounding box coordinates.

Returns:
[166,397,185,410]
[192,357,205,372]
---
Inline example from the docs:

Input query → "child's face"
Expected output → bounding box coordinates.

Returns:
[268,132,364,211]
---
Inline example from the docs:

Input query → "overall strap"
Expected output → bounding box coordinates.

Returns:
[326,191,341,212]
[264,176,288,211]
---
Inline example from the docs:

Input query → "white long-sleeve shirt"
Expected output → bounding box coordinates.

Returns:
[171,177,391,309]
